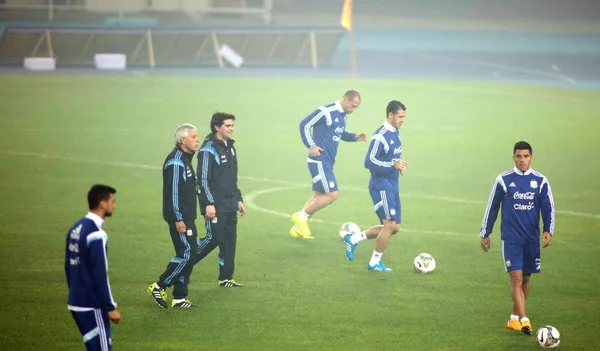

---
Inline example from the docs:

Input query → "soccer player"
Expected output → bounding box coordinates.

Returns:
[148,123,201,308]
[65,184,121,351]
[343,100,407,272]
[479,141,555,335]
[290,90,367,239]
[193,112,247,287]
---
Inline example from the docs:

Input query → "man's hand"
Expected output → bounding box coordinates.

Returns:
[355,133,367,142]
[205,205,216,219]
[308,145,324,157]
[542,232,552,248]
[108,309,121,324]
[175,221,186,233]
[394,158,407,175]
[238,201,246,217]
[481,237,491,252]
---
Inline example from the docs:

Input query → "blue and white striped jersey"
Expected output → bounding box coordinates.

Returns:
[364,121,402,192]
[65,212,117,311]
[299,101,357,165]
[480,167,555,243]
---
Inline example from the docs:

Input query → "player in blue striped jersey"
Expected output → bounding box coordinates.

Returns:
[65,184,120,351]
[343,100,407,272]
[290,90,367,239]
[479,141,555,335]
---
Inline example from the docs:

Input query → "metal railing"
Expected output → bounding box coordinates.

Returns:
[0,24,345,68]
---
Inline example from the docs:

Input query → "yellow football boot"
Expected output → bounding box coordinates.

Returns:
[520,319,533,335]
[291,212,312,238]
[289,226,301,238]
[506,318,521,331]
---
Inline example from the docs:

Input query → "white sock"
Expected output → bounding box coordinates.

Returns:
[368,251,383,266]
[173,298,185,303]
[350,231,367,244]
[520,317,529,323]
[299,210,310,220]
[510,314,519,321]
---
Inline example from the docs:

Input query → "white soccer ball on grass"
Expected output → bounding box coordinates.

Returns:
[339,222,360,240]
[536,325,561,348]
[413,253,436,273]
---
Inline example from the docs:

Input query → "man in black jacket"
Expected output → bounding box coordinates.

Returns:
[194,112,247,287]
[148,123,201,308]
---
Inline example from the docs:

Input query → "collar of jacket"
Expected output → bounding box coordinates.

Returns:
[205,133,235,148]
[175,145,196,159]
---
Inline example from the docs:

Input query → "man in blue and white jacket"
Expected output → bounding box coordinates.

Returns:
[343,100,408,272]
[290,90,367,239]
[480,141,555,336]
[65,184,120,351]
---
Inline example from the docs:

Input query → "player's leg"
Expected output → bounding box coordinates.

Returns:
[503,240,528,332]
[171,220,200,308]
[343,225,380,261]
[344,190,401,264]
[148,221,190,308]
[194,217,220,263]
[291,162,338,238]
[367,190,401,271]
[217,212,243,287]
[343,188,384,260]
[366,220,398,271]
[157,223,195,287]
[518,242,541,334]
[508,269,526,325]
[303,191,339,214]
[290,161,320,238]
[96,309,112,351]
[305,162,339,216]
[522,274,531,305]
[302,192,319,211]
[71,309,112,351]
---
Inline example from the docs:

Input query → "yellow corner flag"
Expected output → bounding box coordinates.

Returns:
[340,0,353,31]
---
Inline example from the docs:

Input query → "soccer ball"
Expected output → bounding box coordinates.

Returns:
[536,325,560,348]
[413,253,436,273]
[339,222,360,240]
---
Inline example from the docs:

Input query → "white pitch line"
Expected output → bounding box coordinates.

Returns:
[1,150,598,220]
[244,186,466,236]
[0,150,161,170]
[0,128,144,133]
[236,176,484,204]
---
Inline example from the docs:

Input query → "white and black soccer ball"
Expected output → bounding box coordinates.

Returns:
[536,325,560,348]
[339,222,360,240]
[413,253,436,273]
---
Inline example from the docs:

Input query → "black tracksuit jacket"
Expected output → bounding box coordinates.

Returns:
[162,146,198,222]
[196,134,243,214]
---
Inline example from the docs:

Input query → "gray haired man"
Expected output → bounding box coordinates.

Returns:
[148,123,201,308]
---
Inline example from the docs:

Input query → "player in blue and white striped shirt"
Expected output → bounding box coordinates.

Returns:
[290,90,367,239]
[479,141,555,335]
[343,100,407,272]
[65,185,120,351]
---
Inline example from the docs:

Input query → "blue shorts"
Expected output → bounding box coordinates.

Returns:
[369,189,401,224]
[70,308,112,351]
[502,241,541,274]
[307,159,338,193]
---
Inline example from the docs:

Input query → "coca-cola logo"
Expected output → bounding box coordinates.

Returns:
[513,191,535,200]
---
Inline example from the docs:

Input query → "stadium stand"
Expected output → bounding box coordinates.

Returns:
[0,0,345,68]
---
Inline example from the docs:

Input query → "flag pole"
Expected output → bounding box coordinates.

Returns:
[340,0,356,79]
[350,25,357,80]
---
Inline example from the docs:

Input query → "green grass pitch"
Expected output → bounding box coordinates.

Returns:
[0,75,599,351]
